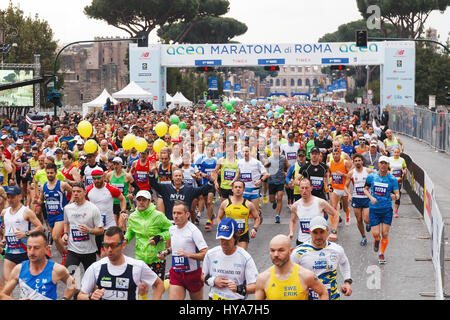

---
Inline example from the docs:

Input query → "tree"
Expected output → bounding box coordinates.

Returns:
[0,2,60,112]
[158,16,247,44]
[356,0,449,38]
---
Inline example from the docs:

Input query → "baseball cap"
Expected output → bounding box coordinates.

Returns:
[310,147,320,154]
[55,147,63,153]
[112,157,123,164]
[16,139,24,145]
[1,135,8,140]
[136,190,152,200]
[378,156,390,163]
[216,217,238,240]
[91,169,104,177]
[341,127,347,131]
[79,155,86,161]
[287,132,295,138]
[309,216,328,232]
[370,141,378,147]
[6,185,21,196]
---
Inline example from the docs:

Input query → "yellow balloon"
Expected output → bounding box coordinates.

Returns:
[169,124,180,139]
[153,138,166,154]
[155,122,168,138]
[84,139,98,154]
[77,120,92,138]
[164,279,170,292]
[135,137,148,153]
[122,134,136,150]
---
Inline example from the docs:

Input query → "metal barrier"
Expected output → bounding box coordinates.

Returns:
[389,106,449,154]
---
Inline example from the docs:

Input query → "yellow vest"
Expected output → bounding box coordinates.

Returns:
[265,264,308,300]
[224,199,249,235]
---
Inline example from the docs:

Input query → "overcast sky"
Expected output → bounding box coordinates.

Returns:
[2,0,449,45]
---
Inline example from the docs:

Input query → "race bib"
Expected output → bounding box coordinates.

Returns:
[287,152,297,160]
[212,293,229,300]
[172,255,190,272]
[46,200,61,214]
[111,183,124,193]
[331,173,343,185]
[71,228,90,242]
[355,186,365,196]
[309,285,332,301]
[299,220,310,234]
[223,169,236,181]
[102,289,128,301]
[240,172,252,182]
[310,176,324,190]
[136,171,147,182]
[101,214,107,225]
[373,182,388,197]
[235,219,246,234]
[6,235,21,249]
[392,169,402,178]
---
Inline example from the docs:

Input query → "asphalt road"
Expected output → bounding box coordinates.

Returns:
[1,187,436,300]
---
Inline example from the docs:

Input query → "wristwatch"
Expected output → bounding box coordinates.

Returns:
[330,229,337,234]
[25,231,30,237]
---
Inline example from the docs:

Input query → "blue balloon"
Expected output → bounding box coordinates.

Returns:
[265,103,271,109]
[267,111,273,118]
[244,107,250,113]
[251,99,257,106]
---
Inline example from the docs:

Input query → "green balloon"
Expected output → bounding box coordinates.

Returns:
[178,122,187,130]
[230,101,236,106]
[170,115,180,124]
[279,107,285,114]
[206,100,212,107]
[211,105,217,111]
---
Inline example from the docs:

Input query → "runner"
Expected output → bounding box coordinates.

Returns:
[122,190,172,280]
[297,147,330,201]
[285,148,308,203]
[216,180,260,251]
[202,218,258,300]
[388,147,407,218]
[13,138,32,205]
[86,169,127,258]
[214,142,239,203]
[79,151,107,187]
[327,147,353,226]
[0,231,76,300]
[362,139,382,170]
[158,201,208,300]
[255,234,328,300]
[364,156,400,264]
[289,179,339,245]
[37,163,72,263]
[77,226,164,300]
[280,132,300,207]
[290,216,352,300]
[383,129,404,156]
[344,153,374,246]
[1,185,44,282]
[106,157,134,227]
[62,182,104,276]
[265,145,289,223]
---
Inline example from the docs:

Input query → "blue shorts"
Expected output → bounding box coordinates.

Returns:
[243,187,260,200]
[47,212,64,229]
[369,207,393,227]
[352,198,370,209]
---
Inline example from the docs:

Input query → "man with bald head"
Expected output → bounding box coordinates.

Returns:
[255,234,328,300]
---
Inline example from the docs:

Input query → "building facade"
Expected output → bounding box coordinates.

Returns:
[59,37,131,107]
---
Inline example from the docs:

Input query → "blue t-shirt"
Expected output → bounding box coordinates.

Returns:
[341,143,356,157]
[365,171,398,210]
[195,155,217,185]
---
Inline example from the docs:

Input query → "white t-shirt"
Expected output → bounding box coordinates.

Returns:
[202,246,258,300]
[281,142,300,166]
[64,200,103,254]
[237,158,267,190]
[169,221,208,272]
[295,197,324,243]
[86,183,121,228]
[81,256,158,300]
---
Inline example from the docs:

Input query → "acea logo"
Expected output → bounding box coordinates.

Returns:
[339,43,378,53]
[166,45,205,55]
[140,52,151,58]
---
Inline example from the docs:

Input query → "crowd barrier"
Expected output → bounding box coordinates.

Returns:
[401,152,446,299]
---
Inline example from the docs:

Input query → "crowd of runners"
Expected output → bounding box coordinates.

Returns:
[0,100,406,300]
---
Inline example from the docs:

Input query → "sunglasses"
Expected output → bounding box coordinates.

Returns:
[102,240,124,249]
[92,175,103,180]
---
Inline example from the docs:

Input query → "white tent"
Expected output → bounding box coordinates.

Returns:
[229,96,243,102]
[171,91,192,106]
[82,89,118,117]
[112,81,152,99]
[166,93,174,103]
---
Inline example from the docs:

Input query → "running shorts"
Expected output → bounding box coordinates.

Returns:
[352,198,370,209]
[169,267,203,293]
[47,212,64,229]
[369,207,393,227]
[268,183,284,195]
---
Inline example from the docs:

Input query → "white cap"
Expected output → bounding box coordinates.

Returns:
[1,135,8,140]
[378,156,390,163]
[309,216,328,232]
[112,157,123,163]
[16,139,24,144]
[136,190,152,200]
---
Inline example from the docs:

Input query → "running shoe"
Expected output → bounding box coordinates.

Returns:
[360,237,367,246]
[394,210,399,218]
[378,253,386,264]
[263,195,268,204]
[275,215,280,224]
[272,202,277,210]
[205,220,211,230]
[345,215,350,226]
[373,239,380,252]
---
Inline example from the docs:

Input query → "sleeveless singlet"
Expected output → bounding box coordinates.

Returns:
[352,168,370,199]
[158,163,173,184]
[134,158,150,191]
[43,180,68,215]
[4,206,30,254]
[265,264,308,300]
[224,199,249,235]
[110,171,129,204]
[220,158,238,190]
[18,259,57,300]
[296,197,322,243]
[96,263,138,300]
[329,158,348,191]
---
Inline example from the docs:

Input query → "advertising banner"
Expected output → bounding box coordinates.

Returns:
[208,77,218,91]
[223,81,232,92]
[381,41,415,108]
[233,83,241,93]
[249,86,255,95]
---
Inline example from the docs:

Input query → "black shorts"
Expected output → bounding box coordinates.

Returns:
[219,188,233,199]
[238,231,250,243]
[113,203,131,215]
[65,250,97,273]
[5,252,28,264]
[95,233,105,255]
[200,186,215,197]
[268,183,284,195]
